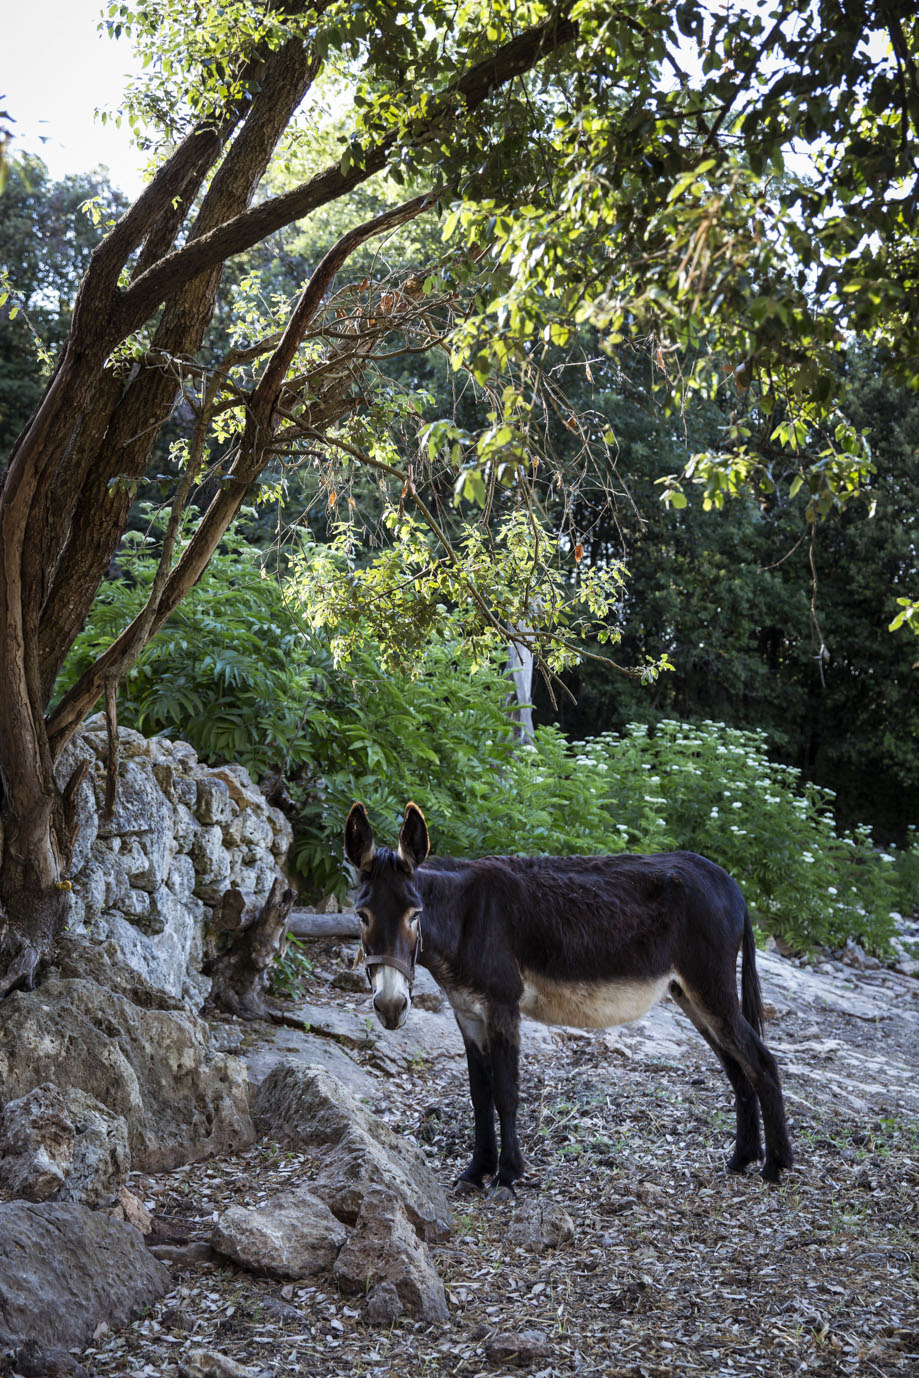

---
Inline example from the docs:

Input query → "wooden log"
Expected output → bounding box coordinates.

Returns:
[286,910,361,940]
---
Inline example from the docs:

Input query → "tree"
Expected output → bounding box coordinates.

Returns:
[0,159,129,455]
[2,0,918,998]
[0,0,592,996]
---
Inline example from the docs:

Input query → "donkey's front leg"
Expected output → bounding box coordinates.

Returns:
[488,1002,524,1196]
[457,1033,498,1190]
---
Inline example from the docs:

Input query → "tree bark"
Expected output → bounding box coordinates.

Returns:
[205,878,298,1019]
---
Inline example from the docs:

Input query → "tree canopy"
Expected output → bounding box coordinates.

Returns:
[1,0,918,995]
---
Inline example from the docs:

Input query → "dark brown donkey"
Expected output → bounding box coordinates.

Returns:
[344,801,793,1194]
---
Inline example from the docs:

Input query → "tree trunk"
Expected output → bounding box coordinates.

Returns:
[205,878,298,1019]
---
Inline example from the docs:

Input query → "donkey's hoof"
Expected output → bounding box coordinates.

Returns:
[454,1176,485,1195]
[727,1148,763,1174]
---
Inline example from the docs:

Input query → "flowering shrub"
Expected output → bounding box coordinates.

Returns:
[310,708,914,954]
[549,720,912,954]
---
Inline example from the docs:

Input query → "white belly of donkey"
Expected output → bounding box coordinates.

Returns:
[519,971,672,1029]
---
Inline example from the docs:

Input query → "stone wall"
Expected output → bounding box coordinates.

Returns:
[55,717,293,1004]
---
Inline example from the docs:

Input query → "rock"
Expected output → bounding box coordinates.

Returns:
[212,1186,347,1278]
[0,940,254,1172]
[506,1198,575,1253]
[485,1329,551,1365]
[196,776,234,827]
[330,968,368,994]
[365,1280,403,1324]
[96,756,173,843]
[110,1185,153,1234]
[148,1241,216,1265]
[59,725,292,1001]
[59,1089,131,1207]
[0,1200,170,1353]
[252,1062,452,1241]
[0,1084,74,1201]
[333,1187,448,1323]
[8,1339,90,1377]
[179,1349,261,1378]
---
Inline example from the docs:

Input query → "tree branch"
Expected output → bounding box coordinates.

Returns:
[115,10,578,329]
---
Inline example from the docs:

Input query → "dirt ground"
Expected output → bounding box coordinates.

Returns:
[83,937,919,1378]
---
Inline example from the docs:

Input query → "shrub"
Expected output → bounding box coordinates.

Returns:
[58,531,915,953]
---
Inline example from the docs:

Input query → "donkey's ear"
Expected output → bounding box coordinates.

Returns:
[344,802,375,872]
[398,801,430,871]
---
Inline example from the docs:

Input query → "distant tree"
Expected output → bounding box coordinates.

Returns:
[0,158,129,454]
[538,349,919,834]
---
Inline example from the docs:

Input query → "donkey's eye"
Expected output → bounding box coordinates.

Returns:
[357,910,370,927]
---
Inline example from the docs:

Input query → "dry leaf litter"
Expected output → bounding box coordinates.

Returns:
[27,935,919,1378]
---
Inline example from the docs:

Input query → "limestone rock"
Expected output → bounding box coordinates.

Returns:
[506,1198,575,1253]
[334,1186,448,1322]
[179,1350,261,1378]
[60,724,292,1001]
[0,1200,170,1352]
[109,1185,153,1234]
[485,1329,550,1365]
[213,1186,347,1278]
[8,1339,91,1377]
[59,1090,131,1207]
[0,1084,74,1202]
[0,941,254,1172]
[251,1061,452,1241]
[365,1280,403,1324]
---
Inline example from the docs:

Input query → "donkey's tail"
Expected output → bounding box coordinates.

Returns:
[740,905,765,1038]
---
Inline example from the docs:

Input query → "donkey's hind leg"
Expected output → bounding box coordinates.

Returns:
[675,978,793,1182]
[669,980,763,1172]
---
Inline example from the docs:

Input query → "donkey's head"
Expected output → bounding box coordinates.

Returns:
[344,801,430,1030]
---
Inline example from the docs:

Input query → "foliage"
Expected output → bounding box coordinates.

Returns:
[60,529,913,950]
[443,2,919,533]
[0,157,127,455]
[305,702,913,953]
[558,720,910,956]
[289,507,634,676]
[268,935,313,1000]
[56,523,317,778]
[537,346,919,836]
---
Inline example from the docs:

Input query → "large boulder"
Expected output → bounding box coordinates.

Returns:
[0,935,253,1172]
[212,1187,347,1279]
[251,1062,452,1242]
[0,1201,170,1352]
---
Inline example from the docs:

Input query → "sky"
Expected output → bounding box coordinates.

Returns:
[4,0,145,195]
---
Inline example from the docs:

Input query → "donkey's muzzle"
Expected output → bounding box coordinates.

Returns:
[372,991,409,1029]
[368,962,412,1029]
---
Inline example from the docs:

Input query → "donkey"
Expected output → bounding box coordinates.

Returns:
[344,801,793,1194]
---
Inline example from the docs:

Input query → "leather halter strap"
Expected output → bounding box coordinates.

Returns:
[363,923,423,989]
